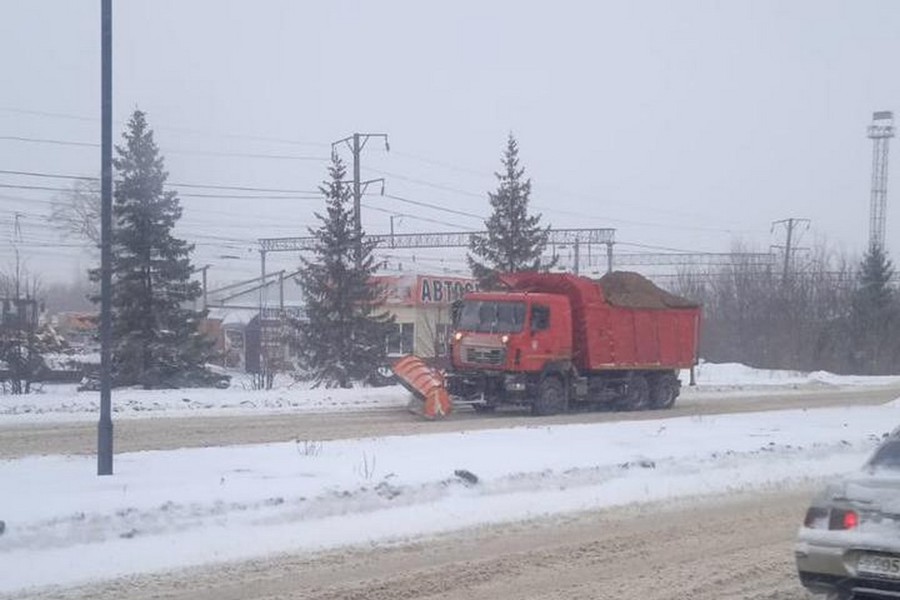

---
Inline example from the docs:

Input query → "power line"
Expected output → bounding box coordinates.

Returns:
[0,135,327,161]
[0,182,322,200]
[390,150,494,179]
[0,135,95,148]
[0,106,330,148]
[360,202,474,230]
[380,150,759,232]
[365,167,484,199]
[617,241,718,254]
[382,193,484,220]
[0,169,321,194]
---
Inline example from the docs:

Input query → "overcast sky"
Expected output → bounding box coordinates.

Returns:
[1,0,899,287]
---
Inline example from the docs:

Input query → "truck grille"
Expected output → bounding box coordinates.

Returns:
[465,346,506,365]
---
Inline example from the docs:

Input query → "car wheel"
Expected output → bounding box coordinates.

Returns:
[532,376,567,416]
[622,374,650,411]
[650,374,679,409]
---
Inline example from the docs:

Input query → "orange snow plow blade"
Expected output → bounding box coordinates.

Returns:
[391,355,452,419]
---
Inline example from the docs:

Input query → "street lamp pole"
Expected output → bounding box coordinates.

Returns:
[97,0,114,476]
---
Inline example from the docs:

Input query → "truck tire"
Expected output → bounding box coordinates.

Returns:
[650,373,679,409]
[532,376,567,416]
[623,374,650,411]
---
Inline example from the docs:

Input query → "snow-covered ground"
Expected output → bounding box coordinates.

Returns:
[2,362,899,424]
[2,403,898,594]
[685,361,900,388]
[0,380,409,424]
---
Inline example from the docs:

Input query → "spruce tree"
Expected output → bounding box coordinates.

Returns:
[296,154,393,388]
[468,134,552,287]
[99,110,217,388]
[849,245,899,374]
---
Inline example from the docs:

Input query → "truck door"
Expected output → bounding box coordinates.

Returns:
[521,301,571,370]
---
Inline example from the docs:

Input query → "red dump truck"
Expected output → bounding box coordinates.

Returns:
[393,271,701,418]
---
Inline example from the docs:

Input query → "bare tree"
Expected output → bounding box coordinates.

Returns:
[49,178,101,246]
[668,241,865,374]
[0,261,41,302]
[0,263,47,394]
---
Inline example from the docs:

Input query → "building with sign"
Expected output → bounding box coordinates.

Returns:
[202,274,479,371]
[375,274,478,359]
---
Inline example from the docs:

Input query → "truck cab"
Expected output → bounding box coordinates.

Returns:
[447,291,573,412]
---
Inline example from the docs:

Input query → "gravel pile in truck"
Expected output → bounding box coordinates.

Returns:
[596,271,700,310]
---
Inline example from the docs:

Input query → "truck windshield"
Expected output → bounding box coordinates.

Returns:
[457,300,526,333]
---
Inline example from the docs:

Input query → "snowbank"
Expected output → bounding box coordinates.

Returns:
[1,362,898,424]
[682,361,900,388]
[0,381,410,423]
[1,404,897,593]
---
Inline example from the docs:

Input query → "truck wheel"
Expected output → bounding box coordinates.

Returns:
[650,374,679,409]
[623,375,650,411]
[532,376,567,416]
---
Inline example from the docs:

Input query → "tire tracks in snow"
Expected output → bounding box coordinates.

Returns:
[1,384,898,459]
[13,488,815,600]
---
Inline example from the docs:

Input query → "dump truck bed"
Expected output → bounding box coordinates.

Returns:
[500,272,700,371]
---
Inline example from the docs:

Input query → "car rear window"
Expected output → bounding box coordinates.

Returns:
[869,440,900,470]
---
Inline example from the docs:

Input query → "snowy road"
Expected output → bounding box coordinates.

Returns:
[7,488,814,600]
[1,383,897,458]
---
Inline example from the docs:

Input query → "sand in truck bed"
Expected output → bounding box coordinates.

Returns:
[596,271,700,310]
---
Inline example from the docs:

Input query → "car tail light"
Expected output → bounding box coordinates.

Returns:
[840,509,859,530]
[829,508,859,530]
[803,507,859,530]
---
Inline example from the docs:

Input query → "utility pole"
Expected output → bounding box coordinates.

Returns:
[771,218,810,284]
[195,265,210,311]
[12,213,22,300]
[332,133,389,265]
[98,0,113,476]
[573,238,580,275]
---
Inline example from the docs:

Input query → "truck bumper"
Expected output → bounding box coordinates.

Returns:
[446,371,531,401]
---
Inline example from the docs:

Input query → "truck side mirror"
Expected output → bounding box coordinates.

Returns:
[450,299,462,326]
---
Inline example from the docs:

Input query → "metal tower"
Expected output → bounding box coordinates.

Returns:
[868,111,895,251]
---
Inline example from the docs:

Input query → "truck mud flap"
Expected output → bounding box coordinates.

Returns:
[391,355,452,419]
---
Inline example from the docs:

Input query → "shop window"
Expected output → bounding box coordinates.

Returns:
[386,322,415,356]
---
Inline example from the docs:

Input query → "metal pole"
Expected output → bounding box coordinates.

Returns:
[606,242,614,274]
[573,238,580,275]
[352,133,361,266]
[259,250,267,317]
[258,250,266,376]
[201,266,208,311]
[782,218,794,285]
[97,0,113,476]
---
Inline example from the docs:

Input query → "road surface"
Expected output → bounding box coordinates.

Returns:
[1,384,897,459]
[10,487,816,600]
